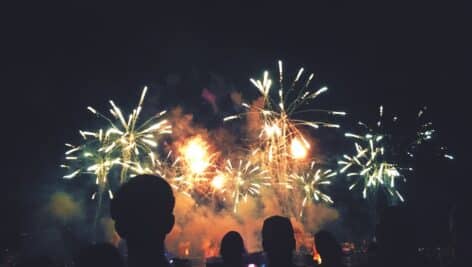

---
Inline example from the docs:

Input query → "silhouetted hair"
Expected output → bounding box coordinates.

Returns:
[262,216,295,256]
[375,206,417,267]
[451,202,469,265]
[315,230,343,264]
[76,243,124,267]
[16,256,55,267]
[220,231,246,263]
[376,206,414,253]
[110,174,175,239]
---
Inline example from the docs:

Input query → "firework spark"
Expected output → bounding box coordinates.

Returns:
[289,161,335,217]
[176,135,218,196]
[339,106,408,202]
[216,159,271,213]
[224,61,345,185]
[339,131,406,202]
[86,86,171,183]
[62,130,120,200]
[409,106,454,160]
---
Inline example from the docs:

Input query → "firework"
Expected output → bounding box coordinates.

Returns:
[224,61,345,183]
[339,132,406,202]
[176,135,218,197]
[338,106,408,202]
[409,106,454,160]
[289,161,335,217]
[180,136,214,175]
[62,129,121,234]
[216,159,271,212]
[86,86,171,183]
[152,151,185,189]
[62,130,119,200]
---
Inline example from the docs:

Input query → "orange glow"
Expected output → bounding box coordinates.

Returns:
[202,239,219,258]
[264,123,282,137]
[313,244,322,265]
[290,136,310,159]
[178,241,191,257]
[180,136,211,174]
[211,174,226,190]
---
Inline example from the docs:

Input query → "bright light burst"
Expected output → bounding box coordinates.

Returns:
[338,105,409,203]
[290,136,310,159]
[86,86,171,183]
[409,106,454,160]
[210,174,226,191]
[58,62,458,258]
[216,159,271,213]
[152,151,185,189]
[180,136,214,175]
[62,130,119,201]
[339,132,406,202]
[176,135,218,196]
[289,161,335,217]
[224,61,345,183]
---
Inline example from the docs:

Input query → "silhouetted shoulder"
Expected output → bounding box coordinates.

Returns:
[76,242,124,267]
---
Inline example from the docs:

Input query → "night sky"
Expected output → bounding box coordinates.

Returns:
[2,2,469,248]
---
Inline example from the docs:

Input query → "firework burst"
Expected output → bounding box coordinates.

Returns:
[338,105,410,203]
[176,135,218,197]
[289,161,335,217]
[152,151,185,189]
[224,61,345,182]
[408,106,454,160]
[86,86,171,183]
[62,129,119,200]
[339,131,406,203]
[216,159,271,213]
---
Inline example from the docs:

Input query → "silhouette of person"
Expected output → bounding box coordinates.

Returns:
[449,202,468,267]
[375,206,418,267]
[262,216,296,267]
[15,256,55,267]
[111,174,175,267]
[314,231,346,267]
[76,243,124,267]
[220,231,246,267]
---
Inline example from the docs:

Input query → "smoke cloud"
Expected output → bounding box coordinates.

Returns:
[46,192,84,222]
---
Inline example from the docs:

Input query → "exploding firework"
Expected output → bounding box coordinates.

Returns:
[62,129,119,201]
[289,161,335,217]
[86,86,171,183]
[339,105,453,203]
[215,159,271,212]
[58,61,458,258]
[152,151,185,190]
[408,106,454,160]
[62,129,121,233]
[224,61,345,183]
[338,131,406,202]
[175,135,218,197]
[338,105,409,203]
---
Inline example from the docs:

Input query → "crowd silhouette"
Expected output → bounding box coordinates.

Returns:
[220,231,246,267]
[2,174,466,267]
[111,174,175,267]
[314,231,345,267]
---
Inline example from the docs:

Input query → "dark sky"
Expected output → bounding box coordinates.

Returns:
[2,2,469,247]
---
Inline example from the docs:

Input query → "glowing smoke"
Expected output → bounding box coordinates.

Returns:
[46,192,84,222]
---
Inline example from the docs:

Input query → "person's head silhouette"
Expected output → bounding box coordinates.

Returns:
[315,230,344,267]
[262,216,295,267]
[111,174,175,267]
[375,206,416,267]
[76,243,124,267]
[220,231,246,266]
[450,202,468,267]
